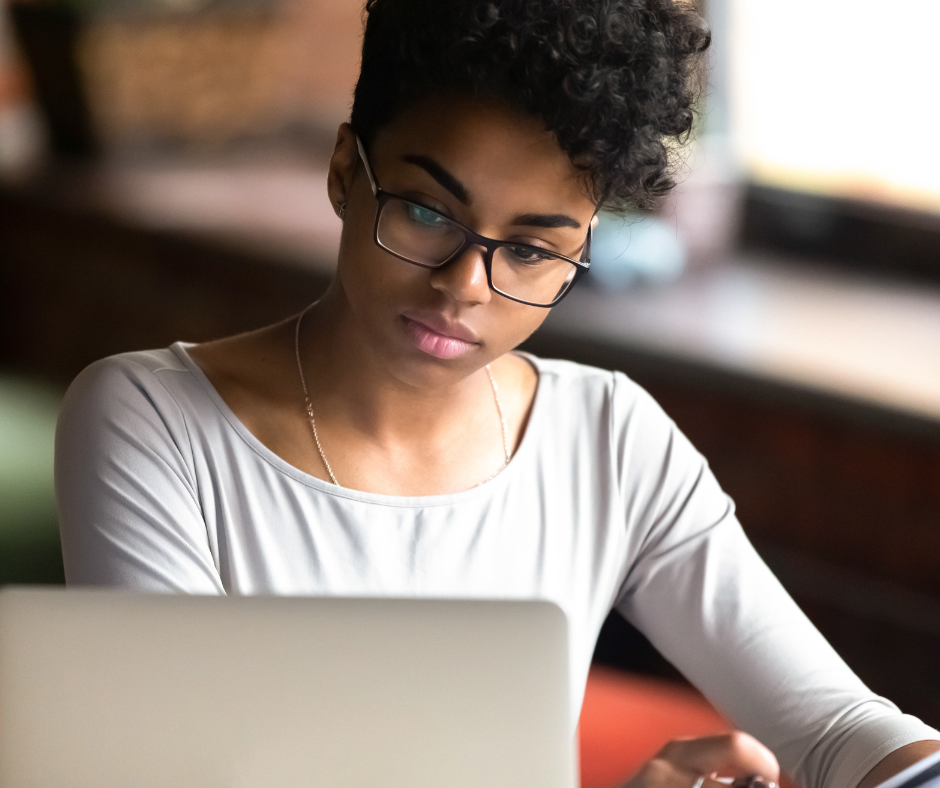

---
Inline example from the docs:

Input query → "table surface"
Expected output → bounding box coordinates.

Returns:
[28,160,940,424]
[545,254,940,424]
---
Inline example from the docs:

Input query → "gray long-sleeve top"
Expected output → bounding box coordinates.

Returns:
[56,344,940,788]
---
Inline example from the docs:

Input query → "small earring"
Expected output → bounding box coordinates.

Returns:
[336,201,346,219]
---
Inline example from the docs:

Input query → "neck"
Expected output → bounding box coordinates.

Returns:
[296,285,497,448]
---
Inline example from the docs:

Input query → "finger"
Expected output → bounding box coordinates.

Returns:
[624,754,705,788]
[625,756,751,788]
[656,732,780,783]
[731,777,780,788]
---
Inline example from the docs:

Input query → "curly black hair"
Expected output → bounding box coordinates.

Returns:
[350,0,710,212]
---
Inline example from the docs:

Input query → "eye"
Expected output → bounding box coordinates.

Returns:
[406,203,448,228]
[504,244,555,266]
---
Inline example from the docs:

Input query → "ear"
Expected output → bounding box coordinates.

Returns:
[327,123,359,219]
[590,214,600,229]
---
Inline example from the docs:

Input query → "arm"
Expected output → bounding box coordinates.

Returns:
[607,374,940,788]
[55,354,224,593]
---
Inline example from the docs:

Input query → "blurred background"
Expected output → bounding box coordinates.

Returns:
[1,0,939,776]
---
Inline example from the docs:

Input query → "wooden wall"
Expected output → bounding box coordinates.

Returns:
[0,184,331,383]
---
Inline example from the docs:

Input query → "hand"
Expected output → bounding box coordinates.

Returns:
[623,732,780,788]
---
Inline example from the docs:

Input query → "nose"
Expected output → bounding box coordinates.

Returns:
[427,244,492,305]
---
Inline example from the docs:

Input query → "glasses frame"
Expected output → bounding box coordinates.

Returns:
[354,135,591,308]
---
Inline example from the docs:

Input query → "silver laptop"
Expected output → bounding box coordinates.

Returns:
[0,588,574,788]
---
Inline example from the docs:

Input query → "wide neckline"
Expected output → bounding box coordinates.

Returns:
[170,342,545,508]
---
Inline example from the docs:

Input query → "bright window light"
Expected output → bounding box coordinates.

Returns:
[729,0,940,213]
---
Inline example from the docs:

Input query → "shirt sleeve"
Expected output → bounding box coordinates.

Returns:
[55,355,225,594]
[609,373,939,788]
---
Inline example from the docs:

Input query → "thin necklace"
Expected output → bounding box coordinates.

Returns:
[294,306,511,488]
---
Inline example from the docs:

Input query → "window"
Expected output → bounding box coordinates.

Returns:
[730,0,940,215]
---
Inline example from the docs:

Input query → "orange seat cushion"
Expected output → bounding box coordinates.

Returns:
[578,667,730,788]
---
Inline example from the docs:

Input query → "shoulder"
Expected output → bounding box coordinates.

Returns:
[524,353,695,472]
[69,346,188,388]
[63,345,194,410]
[57,346,206,453]
[526,359,731,549]
[524,353,660,418]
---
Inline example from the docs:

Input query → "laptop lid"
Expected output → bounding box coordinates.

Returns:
[0,588,574,788]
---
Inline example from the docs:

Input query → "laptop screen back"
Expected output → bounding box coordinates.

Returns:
[0,589,574,788]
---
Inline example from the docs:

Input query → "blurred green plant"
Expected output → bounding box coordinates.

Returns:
[0,375,64,584]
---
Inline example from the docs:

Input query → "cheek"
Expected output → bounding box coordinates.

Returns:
[337,200,394,298]
[487,300,551,351]
[339,234,426,316]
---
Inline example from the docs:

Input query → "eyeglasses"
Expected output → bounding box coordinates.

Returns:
[355,136,591,307]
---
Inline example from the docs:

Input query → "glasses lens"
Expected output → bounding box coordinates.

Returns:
[377,197,465,267]
[491,244,579,306]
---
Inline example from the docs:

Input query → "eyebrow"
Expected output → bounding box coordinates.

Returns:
[401,153,582,230]
[402,154,472,205]
[510,213,582,230]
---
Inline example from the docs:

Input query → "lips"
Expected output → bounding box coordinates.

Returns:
[400,314,480,360]
[403,312,480,343]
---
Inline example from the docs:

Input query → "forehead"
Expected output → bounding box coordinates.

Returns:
[367,94,596,217]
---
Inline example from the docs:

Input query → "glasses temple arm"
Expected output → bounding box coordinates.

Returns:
[581,223,593,266]
[355,135,380,197]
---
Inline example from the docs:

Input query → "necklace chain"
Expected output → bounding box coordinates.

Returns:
[294,306,511,488]
[294,306,340,484]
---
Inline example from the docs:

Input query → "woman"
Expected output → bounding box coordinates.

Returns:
[55,0,939,786]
